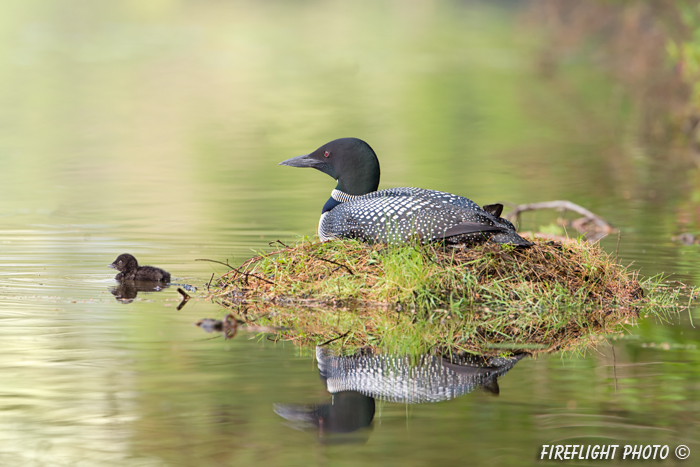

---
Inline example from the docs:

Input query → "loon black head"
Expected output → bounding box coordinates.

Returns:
[279,138,381,196]
[109,253,138,272]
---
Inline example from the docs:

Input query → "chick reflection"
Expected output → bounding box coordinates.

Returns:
[110,282,169,304]
[274,347,526,442]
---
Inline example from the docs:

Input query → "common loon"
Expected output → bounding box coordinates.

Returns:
[279,138,531,246]
[109,253,171,282]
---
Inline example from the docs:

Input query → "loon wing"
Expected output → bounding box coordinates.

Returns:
[323,189,525,244]
[441,221,505,239]
[386,189,506,221]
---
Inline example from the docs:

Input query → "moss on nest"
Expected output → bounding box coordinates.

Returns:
[205,237,689,354]
[210,238,648,309]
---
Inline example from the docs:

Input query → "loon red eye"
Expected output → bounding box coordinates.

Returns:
[324,151,330,158]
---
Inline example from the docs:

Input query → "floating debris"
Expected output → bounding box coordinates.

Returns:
[195,314,287,340]
[176,288,191,310]
[195,315,239,339]
[672,232,699,245]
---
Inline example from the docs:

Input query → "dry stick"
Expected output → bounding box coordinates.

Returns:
[252,243,356,277]
[238,245,296,269]
[506,200,613,230]
[176,288,191,311]
[312,255,355,275]
[196,258,235,269]
[195,258,275,285]
[207,272,215,292]
[320,331,350,346]
[270,239,290,249]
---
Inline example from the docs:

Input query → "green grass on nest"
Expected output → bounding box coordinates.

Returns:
[205,237,690,355]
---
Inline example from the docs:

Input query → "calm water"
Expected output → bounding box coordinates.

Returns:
[1,1,699,466]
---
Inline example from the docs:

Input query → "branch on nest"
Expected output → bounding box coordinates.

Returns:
[196,258,275,285]
[506,200,614,234]
[311,255,354,275]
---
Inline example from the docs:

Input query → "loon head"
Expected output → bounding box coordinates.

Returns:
[279,138,381,196]
[109,253,138,272]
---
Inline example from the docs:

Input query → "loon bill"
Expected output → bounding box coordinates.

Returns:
[279,137,531,246]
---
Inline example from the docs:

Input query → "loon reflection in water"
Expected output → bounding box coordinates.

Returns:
[274,347,526,442]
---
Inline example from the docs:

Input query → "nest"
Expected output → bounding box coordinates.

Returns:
[209,238,644,310]
[200,238,684,354]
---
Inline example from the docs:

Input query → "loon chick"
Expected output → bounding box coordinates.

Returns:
[279,138,531,246]
[109,254,171,282]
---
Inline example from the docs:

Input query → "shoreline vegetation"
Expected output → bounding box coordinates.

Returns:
[204,237,692,355]
[524,1,700,151]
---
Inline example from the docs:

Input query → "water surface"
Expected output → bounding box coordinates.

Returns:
[1,1,699,466]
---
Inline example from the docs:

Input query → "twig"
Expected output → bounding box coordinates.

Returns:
[506,200,613,232]
[207,273,215,292]
[176,288,191,311]
[312,255,354,275]
[320,331,350,346]
[196,258,275,285]
[270,239,290,249]
[196,258,235,270]
[238,240,330,270]
[231,267,275,285]
[238,249,291,269]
